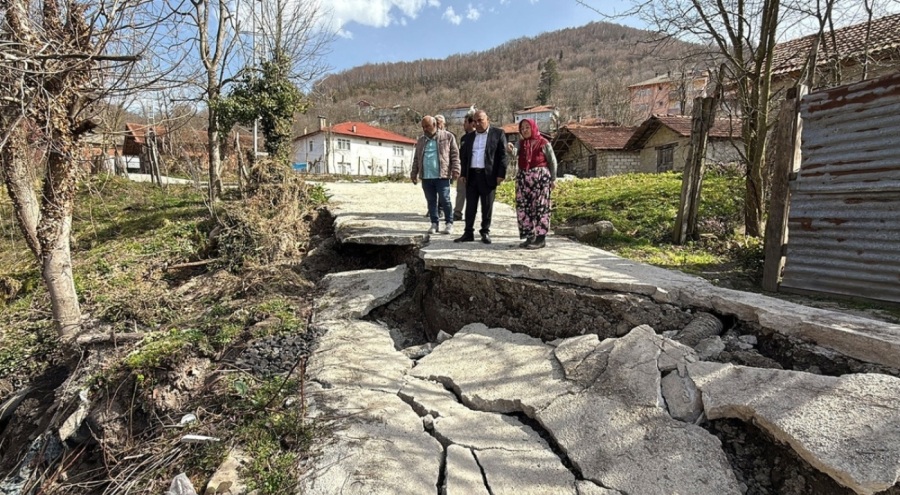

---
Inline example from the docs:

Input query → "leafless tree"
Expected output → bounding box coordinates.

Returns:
[171,0,331,202]
[578,0,895,236]
[0,0,176,340]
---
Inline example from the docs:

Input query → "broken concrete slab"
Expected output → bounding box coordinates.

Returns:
[299,385,443,495]
[688,361,900,495]
[323,182,900,370]
[308,320,411,394]
[575,480,623,495]
[316,264,406,321]
[661,367,703,423]
[399,376,553,453]
[444,445,490,495]
[553,334,609,388]
[410,323,571,415]
[538,390,741,495]
[537,326,742,495]
[473,447,577,495]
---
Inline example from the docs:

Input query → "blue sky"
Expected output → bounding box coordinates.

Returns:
[322,0,640,74]
[318,0,900,76]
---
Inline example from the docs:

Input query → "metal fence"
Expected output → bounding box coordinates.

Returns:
[780,72,900,304]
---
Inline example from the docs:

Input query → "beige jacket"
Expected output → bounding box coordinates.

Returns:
[411,129,461,180]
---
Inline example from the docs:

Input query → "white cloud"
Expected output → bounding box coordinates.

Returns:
[443,6,462,25]
[327,0,439,31]
[466,4,480,21]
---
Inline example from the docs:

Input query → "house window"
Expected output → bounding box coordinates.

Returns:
[308,141,313,152]
[337,138,350,151]
[656,145,675,172]
[393,146,404,157]
[588,155,597,176]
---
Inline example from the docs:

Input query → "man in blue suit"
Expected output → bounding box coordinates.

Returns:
[454,110,508,244]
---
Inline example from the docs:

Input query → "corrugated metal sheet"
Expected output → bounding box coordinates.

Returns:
[781,72,900,304]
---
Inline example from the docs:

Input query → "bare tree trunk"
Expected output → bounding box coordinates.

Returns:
[208,122,222,202]
[235,130,246,198]
[1,128,42,258]
[39,146,82,340]
[673,96,717,244]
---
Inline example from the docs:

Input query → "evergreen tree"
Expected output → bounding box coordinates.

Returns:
[537,58,560,105]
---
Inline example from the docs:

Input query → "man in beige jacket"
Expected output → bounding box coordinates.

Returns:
[411,115,461,235]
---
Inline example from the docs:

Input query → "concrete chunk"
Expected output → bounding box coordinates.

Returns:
[308,320,411,393]
[410,323,571,415]
[443,445,490,495]
[299,386,442,495]
[689,361,900,495]
[474,447,577,495]
[316,264,406,321]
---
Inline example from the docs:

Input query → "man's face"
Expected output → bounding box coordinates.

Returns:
[474,113,489,133]
[464,118,474,132]
[421,119,436,135]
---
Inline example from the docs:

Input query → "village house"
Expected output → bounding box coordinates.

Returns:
[771,12,900,91]
[627,70,710,120]
[513,105,559,133]
[552,123,639,177]
[123,123,251,173]
[439,103,477,126]
[291,119,416,176]
[624,115,742,173]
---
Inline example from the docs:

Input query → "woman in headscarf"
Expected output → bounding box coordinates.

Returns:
[512,118,557,249]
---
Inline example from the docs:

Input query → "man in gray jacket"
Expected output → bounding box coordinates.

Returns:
[411,115,461,235]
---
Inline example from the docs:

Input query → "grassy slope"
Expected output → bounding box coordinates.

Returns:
[0,175,323,493]
[496,171,763,284]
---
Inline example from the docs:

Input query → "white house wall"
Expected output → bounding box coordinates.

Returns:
[514,111,557,132]
[293,134,414,176]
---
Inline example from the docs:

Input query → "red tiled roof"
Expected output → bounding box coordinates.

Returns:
[772,13,900,76]
[625,115,741,150]
[563,118,619,127]
[565,125,639,150]
[515,105,557,114]
[124,122,167,144]
[294,121,415,145]
[654,115,739,139]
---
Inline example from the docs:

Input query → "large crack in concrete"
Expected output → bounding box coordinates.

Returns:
[302,211,900,494]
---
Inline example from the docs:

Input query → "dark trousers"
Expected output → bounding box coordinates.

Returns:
[463,170,496,235]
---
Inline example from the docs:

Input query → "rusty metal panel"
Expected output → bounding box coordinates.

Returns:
[781,72,900,304]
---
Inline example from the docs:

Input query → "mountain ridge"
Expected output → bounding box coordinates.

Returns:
[296,21,700,137]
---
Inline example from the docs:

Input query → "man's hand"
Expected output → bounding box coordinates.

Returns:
[452,170,460,180]
[412,177,418,185]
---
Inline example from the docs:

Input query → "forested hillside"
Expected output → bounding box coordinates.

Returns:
[295,21,701,137]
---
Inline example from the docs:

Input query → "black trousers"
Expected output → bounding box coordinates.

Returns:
[463,170,496,235]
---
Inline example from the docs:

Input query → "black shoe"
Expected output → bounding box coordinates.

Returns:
[519,236,534,248]
[481,233,492,244]
[454,234,474,243]
[453,211,463,221]
[526,235,546,249]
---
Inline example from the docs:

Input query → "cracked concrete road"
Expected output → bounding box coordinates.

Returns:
[297,182,900,495]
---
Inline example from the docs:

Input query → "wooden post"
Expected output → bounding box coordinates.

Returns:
[673,96,717,244]
[762,84,807,292]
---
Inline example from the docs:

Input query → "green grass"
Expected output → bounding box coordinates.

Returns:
[497,171,760,283]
